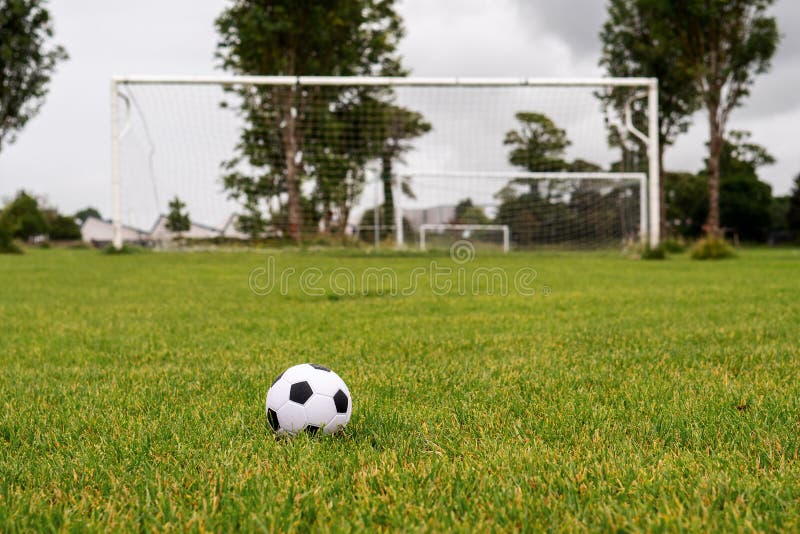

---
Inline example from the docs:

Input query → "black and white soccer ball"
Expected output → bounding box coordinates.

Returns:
[265,363,352,436]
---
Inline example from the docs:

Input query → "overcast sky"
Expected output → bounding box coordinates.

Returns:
[1,0,798,217]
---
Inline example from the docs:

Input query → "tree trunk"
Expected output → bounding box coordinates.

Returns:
[706,107,722,237]
[338,201,350,238]
[282,90,302,243]
[321,206,332,235]
[381,152,394,238]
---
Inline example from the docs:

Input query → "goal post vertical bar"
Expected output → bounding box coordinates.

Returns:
[647,80,660,247]
[639,176,647,242]
[111,79,123,250]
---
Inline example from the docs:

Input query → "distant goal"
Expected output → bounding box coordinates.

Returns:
[420,224,511,253]
[110,76,660,249]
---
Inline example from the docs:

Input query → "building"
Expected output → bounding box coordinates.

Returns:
[402,205,457,232]
[148,215,221,241]
[80,216,149,246]
[219,214,250,240]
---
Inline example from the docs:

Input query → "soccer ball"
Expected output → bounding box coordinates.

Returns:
[265,363,352,436]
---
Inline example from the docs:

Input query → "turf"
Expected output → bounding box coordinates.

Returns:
[1,247,799,531]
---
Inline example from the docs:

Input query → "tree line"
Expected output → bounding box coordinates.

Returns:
[0,190,98,252]
[449,113,800,247]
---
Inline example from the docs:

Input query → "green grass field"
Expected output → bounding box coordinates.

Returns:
[1,247,799,531]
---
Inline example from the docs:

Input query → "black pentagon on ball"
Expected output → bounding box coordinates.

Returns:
[271,371,284,387]
[333,389,349,413]
[310,364,331,372]
[267,408,280,431]
[289,381,313,404]
[305,425,320,435]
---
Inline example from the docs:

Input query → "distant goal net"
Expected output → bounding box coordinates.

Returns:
[420,224,511,253]
[111,76,659,249]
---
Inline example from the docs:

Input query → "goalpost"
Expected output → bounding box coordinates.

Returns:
[110,76,659,250]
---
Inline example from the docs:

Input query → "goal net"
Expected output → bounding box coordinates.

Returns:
[111,76,659,249]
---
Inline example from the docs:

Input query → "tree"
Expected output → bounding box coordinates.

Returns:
[769,195,789,239]
[719,175,772,241]
[74,207,101,224]
[668,131,775,241]
[504,112,571,172]
[653,0,779,236]
[567,159,603,173]
[375,102,431,235]
[42,209,80,240]
[0,190,47,240]
[215,0,406,242]
[49,215,81,240]
[235,198,268,240]
[494,186,578,247]
[665,172,707,237]
[165,196,190,237]
[0,0,67,153]
[701,131,773,241]
[302,93,429,238]
[357,207,411,242]
[0,220,21,253]
[599,0,702,238]
[500,113,629,245]
[504,112,605,204]
[452,199,490,225]
[788,174,800,237]
[271,194,320,238]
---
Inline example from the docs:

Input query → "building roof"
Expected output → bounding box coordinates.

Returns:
[148,215,221,240]
[80,216,148,243]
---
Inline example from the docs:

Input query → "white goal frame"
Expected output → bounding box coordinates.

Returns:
[110,75,660,249]
[420,224,511,253]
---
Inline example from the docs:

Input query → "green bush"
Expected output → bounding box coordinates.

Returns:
[690,236,736,260]
[641,243,666,260]
[662,237,688,253]
[1,191,48,240]
[0,224,23,254]
[47,214,82,240]
[622,239,666,260]
[102,244,144,255]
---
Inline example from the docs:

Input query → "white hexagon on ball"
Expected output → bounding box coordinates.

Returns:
[265,363,351,436]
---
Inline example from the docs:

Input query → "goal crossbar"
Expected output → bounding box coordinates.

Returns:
[112,75,658,88]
